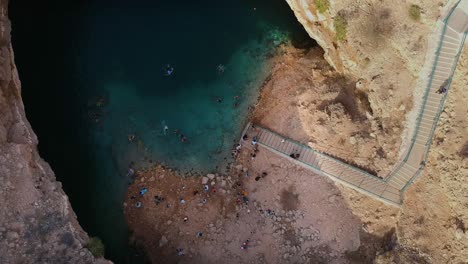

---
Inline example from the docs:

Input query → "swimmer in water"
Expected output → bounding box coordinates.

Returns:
[217,64,225,74]
[164,125,169,135]
[164,64,174,76]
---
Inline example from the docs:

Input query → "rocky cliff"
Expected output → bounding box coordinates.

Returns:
[288,1,446,132]
[0,1,110,263]
[284,0,453,173]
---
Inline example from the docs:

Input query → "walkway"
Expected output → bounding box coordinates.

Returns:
[242,1,468,206]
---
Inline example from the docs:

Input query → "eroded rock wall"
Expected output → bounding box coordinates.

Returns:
[285,0,450,162]
[0,1,110,263]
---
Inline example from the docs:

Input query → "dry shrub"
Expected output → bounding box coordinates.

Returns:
[409,4,421,21]
[334,14,348,41]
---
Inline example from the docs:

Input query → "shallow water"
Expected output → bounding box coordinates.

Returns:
[10,0,309,262]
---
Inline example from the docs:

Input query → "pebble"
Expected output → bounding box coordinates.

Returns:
[202,177,209,185]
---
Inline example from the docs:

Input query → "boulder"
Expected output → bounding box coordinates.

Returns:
[201,177,209,184]
[159,236,168,247]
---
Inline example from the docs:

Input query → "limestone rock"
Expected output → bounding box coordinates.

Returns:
[159,236,168,247]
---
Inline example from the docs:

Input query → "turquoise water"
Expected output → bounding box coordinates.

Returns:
[10,0,311,263]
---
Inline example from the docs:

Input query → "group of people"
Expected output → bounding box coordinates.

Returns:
[215,95,242,109]
[173,129,188,142]
[164,63,227,77]
[231,143,242,157]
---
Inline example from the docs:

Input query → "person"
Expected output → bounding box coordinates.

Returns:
[126,168,135,178]
[154,195,165,205]
[140,187,148,196]
[164,125,169,135]
[252,136,258,145]
[436,86,447,94]
[241,240,250,250]
[135,202,142,208]
[164,64,174,76]
[128,134,136,142]
[437,79,449,94]
[197,232,203,238]
[289,153,300,159]
[217,64,225,74]
[232,149,238,156]
[176,248,184,256]
[217,97,223,103]
[242,134,248,141]
[253,144,259,153]
[236,143,241,151]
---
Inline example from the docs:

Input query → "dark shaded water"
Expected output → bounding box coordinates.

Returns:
[9,0,310,263]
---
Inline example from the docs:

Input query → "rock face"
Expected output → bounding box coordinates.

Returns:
[285,0,450,154]
[0,3,110,264]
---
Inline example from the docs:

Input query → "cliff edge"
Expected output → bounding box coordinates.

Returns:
[0,2,110,263]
